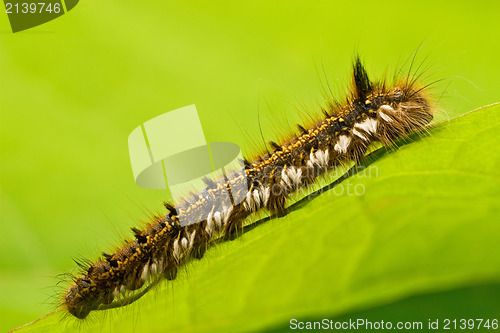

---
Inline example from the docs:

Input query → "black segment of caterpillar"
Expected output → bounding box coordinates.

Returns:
[62,56,434,319]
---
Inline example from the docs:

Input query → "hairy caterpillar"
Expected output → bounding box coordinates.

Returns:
[62,56,434,319]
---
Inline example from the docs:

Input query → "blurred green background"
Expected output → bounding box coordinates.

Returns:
[1,1,500,332]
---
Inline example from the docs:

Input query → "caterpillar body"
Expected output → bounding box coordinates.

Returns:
[62,57,434,319]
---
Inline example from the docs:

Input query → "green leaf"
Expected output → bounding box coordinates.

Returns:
[15,103,500,332]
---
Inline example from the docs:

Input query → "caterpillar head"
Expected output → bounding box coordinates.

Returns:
[352,57,434,144]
